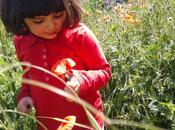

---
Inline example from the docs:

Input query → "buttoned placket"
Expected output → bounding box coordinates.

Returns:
[42,45,50,82]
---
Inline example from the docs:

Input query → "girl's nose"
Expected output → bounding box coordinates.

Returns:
[45,16,56,31]
[46,21,55,31]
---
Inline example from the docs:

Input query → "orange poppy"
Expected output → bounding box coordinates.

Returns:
[124,12,141,25]
[57,116,76,130]
[51,58,76,81]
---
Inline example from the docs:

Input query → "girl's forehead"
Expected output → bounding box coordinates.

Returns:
[18,0,65,18]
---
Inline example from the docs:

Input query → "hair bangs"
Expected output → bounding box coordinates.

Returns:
[21,0,65,18]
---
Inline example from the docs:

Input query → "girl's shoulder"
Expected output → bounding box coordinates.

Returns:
[13,33,37,53]
[13,33,36,46]
[64,22,91,38]
[14,35,24,44]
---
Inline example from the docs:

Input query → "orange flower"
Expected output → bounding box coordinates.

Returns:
[57,116,76,130]
[51,58,76,81]
[124,12,141,25]
[125,13,134,20]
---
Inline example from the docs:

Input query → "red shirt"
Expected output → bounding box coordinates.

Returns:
[14,23,111,130]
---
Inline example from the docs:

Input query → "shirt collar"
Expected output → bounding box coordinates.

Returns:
[22,33,37,47]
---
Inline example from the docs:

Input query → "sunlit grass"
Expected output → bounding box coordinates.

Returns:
[1,0,175,129]
[0,62,168,130]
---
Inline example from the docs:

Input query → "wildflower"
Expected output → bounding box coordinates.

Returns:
[101,15,110,22]
[96,9,103,14]
[51,58,76,81]
[113,4,125,15]
[167,17,173,22]
[108,45,116,53]
[57,116,76,130]
[124,12,141,25]
[125,12,134,19]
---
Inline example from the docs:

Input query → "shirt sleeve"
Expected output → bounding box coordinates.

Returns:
[13,36,31,103]
[73,26,112,97]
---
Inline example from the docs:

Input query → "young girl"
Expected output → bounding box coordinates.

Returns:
[1,0,111,129]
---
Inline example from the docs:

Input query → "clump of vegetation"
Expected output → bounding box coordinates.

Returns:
[0,0,175,129]
[83,0,175,129]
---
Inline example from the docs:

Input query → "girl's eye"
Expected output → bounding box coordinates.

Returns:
[33,20,43,24]
[53,13,63,18]
[32,19,43,24]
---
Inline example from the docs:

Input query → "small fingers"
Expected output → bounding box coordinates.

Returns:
[66,76,80,93]
[17,97,34,113]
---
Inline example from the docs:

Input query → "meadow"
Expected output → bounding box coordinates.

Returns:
[0,0,175,130]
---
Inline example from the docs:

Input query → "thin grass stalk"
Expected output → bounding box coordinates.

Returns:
[0,120,8,130]
[0,104,14,130]
[0,110,47,130]
[37,116,91,129]
[0,62,169,130]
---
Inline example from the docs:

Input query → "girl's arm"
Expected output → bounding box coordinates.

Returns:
[73,26,112,97]
[16,69,31,103]
[13,36,31,103]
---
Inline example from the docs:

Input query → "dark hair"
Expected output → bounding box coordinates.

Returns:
[0,0,82,35]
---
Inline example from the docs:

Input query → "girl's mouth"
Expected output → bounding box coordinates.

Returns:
[46,32,57,35]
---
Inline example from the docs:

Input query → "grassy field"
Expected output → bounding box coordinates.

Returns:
[0,0,175,130]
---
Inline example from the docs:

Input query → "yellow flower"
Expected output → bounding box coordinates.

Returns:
[83,11,90,16]
[96,9,103,14]
[101,15,110,22]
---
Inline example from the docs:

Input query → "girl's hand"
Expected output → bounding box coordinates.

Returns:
[65,76,80,95]
[17,96,34,113]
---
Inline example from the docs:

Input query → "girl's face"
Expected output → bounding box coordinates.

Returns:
[24,11,67,39]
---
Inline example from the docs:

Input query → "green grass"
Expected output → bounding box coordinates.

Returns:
[83,0,175,129]
[0,0,175,129]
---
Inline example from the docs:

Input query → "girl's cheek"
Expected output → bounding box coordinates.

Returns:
[35,25,44,31]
